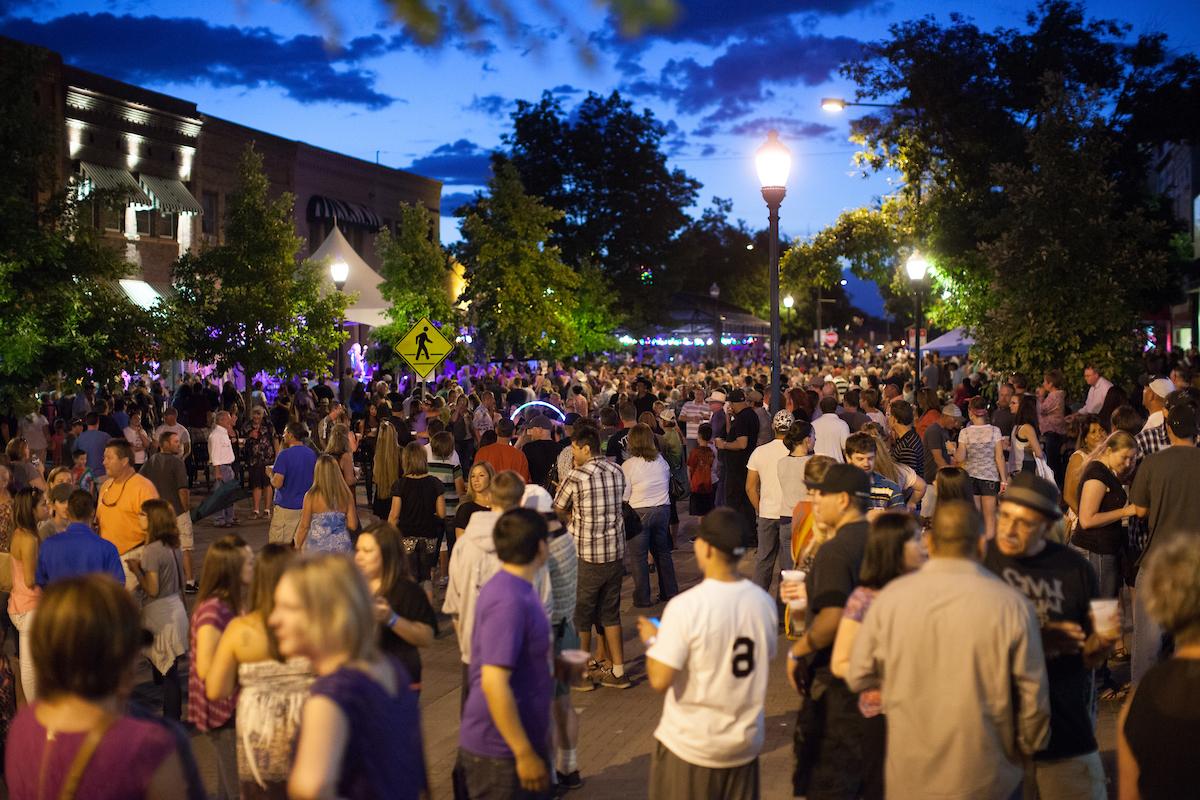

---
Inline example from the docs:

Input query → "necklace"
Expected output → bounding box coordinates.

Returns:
[100,475,131,507]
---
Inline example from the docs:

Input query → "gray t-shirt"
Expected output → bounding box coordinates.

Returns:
[922,422,950,484]
[140,453,188,515]
[142,540,183,605]
[1130,445,1200,555]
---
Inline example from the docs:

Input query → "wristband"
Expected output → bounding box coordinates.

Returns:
[387,611,399,629]
[787,650,801,663]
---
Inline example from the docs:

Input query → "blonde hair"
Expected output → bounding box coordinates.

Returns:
[864,428,902,484]
[308,454,351,511]
[282,553,377,661]
[325,423,351,457]
[463,462,495,504]
[402,441,428,476]
[373,420,400,500]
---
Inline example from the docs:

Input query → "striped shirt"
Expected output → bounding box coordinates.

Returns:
[428,460,462,518]
[554,456,627,563]
[187,598,237,731]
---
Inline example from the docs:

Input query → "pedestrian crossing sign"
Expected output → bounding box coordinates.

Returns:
[395,317,454,378]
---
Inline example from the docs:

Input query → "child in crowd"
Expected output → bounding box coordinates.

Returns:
[69,450,96,496]
[687,423,717,516]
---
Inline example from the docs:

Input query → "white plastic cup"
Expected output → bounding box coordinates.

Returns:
[560,648,590,685]
[1090,599,1120,639]
[781,569,807,610]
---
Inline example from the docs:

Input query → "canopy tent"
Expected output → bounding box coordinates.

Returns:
[312,225,389,327]
[924,326,974,357]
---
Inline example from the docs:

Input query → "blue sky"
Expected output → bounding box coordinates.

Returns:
[4,0,1198,316]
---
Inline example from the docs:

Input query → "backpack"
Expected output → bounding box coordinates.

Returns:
[688,446,714,494]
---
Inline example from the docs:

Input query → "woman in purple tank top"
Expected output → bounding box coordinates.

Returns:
[269,553,428,800]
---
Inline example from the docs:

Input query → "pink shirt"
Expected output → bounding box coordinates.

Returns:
[7,554,40,614]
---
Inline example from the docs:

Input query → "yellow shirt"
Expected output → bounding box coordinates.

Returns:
[96,473,159,555]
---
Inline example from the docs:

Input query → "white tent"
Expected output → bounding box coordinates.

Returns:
[311,225,389,328]
[924,326,974,357]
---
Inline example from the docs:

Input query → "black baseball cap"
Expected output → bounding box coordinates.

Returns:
[695,507,748,558]
[805,463,870,497]
[1001,471,1062,520]
[727,388,747,403]
[1168,403,1197,440]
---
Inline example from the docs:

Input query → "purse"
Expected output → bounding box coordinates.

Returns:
[622,502,643,540]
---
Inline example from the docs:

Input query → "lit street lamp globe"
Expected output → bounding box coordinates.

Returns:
[755,130,792,190]
[783,294,794,309]
[330,259,350,291]
[905,251,929,281]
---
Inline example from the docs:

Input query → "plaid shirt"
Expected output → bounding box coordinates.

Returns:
[554,456,626,563]
[1134,418,1170,467]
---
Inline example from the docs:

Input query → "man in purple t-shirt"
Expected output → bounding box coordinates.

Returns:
[457,508,554,798]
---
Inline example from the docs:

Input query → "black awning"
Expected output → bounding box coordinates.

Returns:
[306,195,382,230]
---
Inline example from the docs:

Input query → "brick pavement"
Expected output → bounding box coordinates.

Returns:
[176,498,1122,800]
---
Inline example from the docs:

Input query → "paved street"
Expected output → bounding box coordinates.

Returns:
[173,494,1122,800]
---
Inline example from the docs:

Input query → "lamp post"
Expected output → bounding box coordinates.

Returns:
[709,282,720,363]
[756,130,791,413]
[330,259,349,376]
[905,250,929,390]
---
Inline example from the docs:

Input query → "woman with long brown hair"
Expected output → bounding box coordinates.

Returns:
[9,487,47,702]
[188,534,253,800]
[126,498,189,720]
[387,442,444,598]
[296,454,357,554]
[207,543,311,799]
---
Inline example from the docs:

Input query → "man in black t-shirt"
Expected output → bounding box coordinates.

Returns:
[985,471,1116,799]
[785,464,871,798]
[520,415,561,488]
[715,390,759,535]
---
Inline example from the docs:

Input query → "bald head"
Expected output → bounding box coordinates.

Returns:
[929,501,984,559]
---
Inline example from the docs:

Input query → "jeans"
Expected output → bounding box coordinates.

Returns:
[11,610,34,702]
[626,506,678,607]
[1043,432,1067,487]
[1133,567,1167,684]
[455,749,552,800]
[215,464,236,524]
[752,517,793,593]
[1070,546,1119,599]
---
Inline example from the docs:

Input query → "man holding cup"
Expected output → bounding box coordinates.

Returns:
[984,471,1117,800]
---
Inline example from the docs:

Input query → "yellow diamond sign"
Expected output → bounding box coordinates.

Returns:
[395,317,454,378]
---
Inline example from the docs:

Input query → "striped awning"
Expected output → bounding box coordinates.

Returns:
[139,173,204,215]
[79,161,152,208]
[306,195,382,230]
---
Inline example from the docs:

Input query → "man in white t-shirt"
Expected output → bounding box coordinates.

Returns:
[637,508,777,800]
[811,396,849,462]
[747,410,794,593]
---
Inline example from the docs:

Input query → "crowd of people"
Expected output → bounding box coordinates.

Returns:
[0,345,1197,798]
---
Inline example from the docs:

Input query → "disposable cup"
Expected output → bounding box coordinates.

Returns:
[781,570,807,610]
[1090,599,1120,639]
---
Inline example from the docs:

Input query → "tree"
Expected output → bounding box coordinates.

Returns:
[372,201,460,364]
[670,198,766,316]
[0,39,163,411]
[800,1,1198,388]
[167,145,349,401]
[505,91,701,327]
[455,159,581,358]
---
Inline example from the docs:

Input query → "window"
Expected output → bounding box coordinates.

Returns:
[201,191,218,235]
[157,212,177,239]
[135,209,152,237]
[95,200,123,232]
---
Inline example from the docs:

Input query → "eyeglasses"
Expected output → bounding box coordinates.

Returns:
[998,509,1042,533]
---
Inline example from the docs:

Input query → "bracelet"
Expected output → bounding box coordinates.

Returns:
[787,650,801,662]
[387,612,399,629]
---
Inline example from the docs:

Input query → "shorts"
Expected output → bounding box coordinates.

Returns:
[650,742,759,800]
[553,619,580,698]
[574,559,623,632]
[402,535,439,583]
[268,506,303,545]
[176,512,194,550]
[970,478,999,497]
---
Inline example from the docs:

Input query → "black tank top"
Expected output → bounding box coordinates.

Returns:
[1124,658,1200,799]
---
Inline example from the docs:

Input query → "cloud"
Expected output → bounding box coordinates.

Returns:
[727,118,836,141]
[466,93,514,117]
[550,84,581,96]
[407,139,494,185]
[635,0,882,46]
[440,191,477,217]
[0,12,402,108]
[627,27,860,122]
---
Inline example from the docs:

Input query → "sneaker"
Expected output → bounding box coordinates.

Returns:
[556,770,583,791]
[184,581,199,594]
[598,667,631,689]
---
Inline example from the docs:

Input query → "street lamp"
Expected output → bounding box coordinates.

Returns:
[905,250,929,390]
[756,130,791,413]
[709,282,720,363]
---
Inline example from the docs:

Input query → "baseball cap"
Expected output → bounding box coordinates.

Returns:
[727,388,747,403]
[805,463,871,497]
[705,390,727,403]
[526,415,553,431]
[1167,403,1197,439]
[773,410,795,431]
[659,408,676,422]
[694,507,748,558]
[1149,378,1174,399]
[521,484,554,513]
[941,404,963,418]
[1002,471,1062,520]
